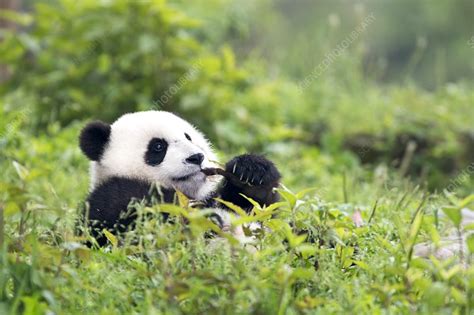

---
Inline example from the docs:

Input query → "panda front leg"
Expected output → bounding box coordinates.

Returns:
[219,154,281,213]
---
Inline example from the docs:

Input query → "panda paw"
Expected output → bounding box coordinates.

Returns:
[225,154,281,187]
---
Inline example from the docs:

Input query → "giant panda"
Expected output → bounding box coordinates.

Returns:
[79,111,281,246]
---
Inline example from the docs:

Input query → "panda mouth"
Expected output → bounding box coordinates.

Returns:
[172,171,200,181]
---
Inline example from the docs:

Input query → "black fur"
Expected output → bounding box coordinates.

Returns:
[84,177,174,246]
[145,138,168,166]
[79,121,111,161]
[220,154,281,212]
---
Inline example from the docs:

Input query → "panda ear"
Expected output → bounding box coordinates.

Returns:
[79,121,111,161]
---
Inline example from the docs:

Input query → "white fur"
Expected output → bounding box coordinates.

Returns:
[90,111,220,200]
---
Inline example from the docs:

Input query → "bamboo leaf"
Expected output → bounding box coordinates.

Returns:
[442,206,462,227]
[459,194,474,208]
[175,190,190,209]
[102,229,118,247]
[215,198,248,217]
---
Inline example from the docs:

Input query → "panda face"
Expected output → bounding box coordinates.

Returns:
[80,111,219,200]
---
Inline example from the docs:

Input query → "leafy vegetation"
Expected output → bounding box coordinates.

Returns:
[1,128,473,313]
[0,0,473,314]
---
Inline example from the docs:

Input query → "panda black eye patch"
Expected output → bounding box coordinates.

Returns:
[145,138,168,166]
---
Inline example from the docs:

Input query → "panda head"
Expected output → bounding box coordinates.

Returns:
[79,111,219,200]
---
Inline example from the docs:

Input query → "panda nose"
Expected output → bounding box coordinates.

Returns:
[185,153,204,165]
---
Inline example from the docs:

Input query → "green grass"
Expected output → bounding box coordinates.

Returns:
[1,121,473,314]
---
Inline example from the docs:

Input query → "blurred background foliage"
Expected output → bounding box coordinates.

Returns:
[1,0,473,190]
